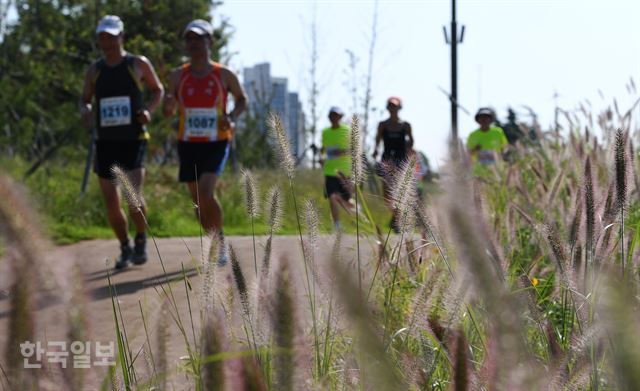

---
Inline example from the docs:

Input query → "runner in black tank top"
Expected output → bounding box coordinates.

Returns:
[372,96,414,233]
[95,54,145,141]
[381,121,410,164]
[80,15,164,270]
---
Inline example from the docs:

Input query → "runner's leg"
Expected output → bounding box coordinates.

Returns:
[187,173,222,234]
[329,193,342,225]
[98,177,129,244]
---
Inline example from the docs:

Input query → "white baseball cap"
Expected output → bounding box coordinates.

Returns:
[96,15,124,36]
[329,106,344,116]
[183,19,214,37]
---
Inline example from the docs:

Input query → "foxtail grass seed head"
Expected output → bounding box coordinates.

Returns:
[569,189,583,248]
[202,233,221,312]
[349,114,364,186]
[391,155,418,233]
[615,128,628,212]
[201,317,224,391]
[272,258,295,391]
[452,330,471,391]
[265,185,283,232]
[584,157,595,256]
[110,165,143,210]
[267,113,295,179]
[230,245,251,319]
[304,199,319,250]
[242,169,260,219]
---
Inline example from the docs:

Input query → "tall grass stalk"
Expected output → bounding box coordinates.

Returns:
[614,129,627,277]
[111,165,201,381]
[272,258,296,390]
[242,169,260,277]
[383,156,417,342]
[350,115,364,292]
[267,113,320,380]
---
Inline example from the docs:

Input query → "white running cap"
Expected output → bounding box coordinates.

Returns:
[328,106,344,116]
[96,15,124,36]
[183,19,214,37]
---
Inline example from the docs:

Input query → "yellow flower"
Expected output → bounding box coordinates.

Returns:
[531,277,539,287]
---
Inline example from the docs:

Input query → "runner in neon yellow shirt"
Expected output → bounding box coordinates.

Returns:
[321,106,354,231]
[467,107,508,166]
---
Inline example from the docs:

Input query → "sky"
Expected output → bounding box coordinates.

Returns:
[216,0,640,168]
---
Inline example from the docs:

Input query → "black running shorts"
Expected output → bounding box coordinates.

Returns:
[177,140,230,182]
[94,140,147,179]
[324,176,351,201]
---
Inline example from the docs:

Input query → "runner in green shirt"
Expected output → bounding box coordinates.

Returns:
[321,106,354,231]
[467,107,508,166]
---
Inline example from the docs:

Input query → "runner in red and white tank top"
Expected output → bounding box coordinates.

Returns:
[176,62,232,142]
[163,19,247,263]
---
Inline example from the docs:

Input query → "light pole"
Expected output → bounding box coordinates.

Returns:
[443,0,465,141]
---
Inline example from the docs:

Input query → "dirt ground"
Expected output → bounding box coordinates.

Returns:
[0,234,386,390]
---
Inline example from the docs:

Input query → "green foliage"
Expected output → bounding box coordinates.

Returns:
[3,158,391,243]
[0,0,232,164]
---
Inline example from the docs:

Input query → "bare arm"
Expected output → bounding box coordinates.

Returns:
[405,122,414,149]
[79,63,97,128]
[163,68,181,118]
[221,66,248,122]
[136,56,164,113]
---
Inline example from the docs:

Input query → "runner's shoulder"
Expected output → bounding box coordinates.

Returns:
[214,62,240,79]
[131,54,154,68]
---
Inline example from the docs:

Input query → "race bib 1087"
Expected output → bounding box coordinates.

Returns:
[100,96,131,127]
[185,107,218,140]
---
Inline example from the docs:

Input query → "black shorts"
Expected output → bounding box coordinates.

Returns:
[94,140,147,179]
[178,140,229,182]
[325,176,351,201]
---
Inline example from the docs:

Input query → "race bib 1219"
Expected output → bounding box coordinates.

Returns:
[100,96,131,127]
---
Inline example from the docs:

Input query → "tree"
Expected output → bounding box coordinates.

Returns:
[0,0,233,166]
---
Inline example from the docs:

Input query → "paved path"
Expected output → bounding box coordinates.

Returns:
[0,234,390,390]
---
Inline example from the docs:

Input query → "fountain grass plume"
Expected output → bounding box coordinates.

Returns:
[391,154,418,233]
[262,185,283,275]
[349,114,365,186]
[111,165,143,211]
[63,263,90,391]
[200,317,224,391]
[615,129,628,212]
[303,199,320,284]
[272,257,295,391]
[267,113,295,180]
[569,189,583,250]
[265,185,283,232]
[230,245,251,321]
[202,234,220,313]
[242,169,260,219]
[451,330,471,391]
[544,224,568,276]
[584,157,595,269]
[614,128,628,275]
[304,199,319,251]
[0,174,43,389]
[242,169,260,276]
[600,278,640,390]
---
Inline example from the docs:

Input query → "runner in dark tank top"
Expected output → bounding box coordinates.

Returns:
[372,96,414,233]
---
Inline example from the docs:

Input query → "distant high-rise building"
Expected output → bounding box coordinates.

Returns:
[288,92,306,159]
[241,62,307,160]
[271,77,289,132]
